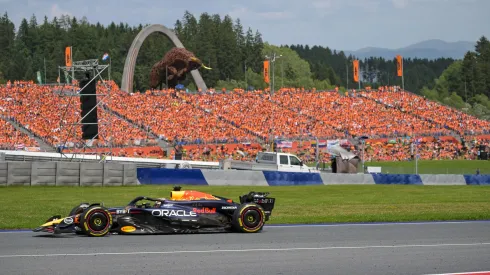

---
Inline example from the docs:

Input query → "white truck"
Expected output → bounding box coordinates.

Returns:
[219,152,319,173]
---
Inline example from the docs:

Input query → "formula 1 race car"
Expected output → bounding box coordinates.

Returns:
[33,186,275,237]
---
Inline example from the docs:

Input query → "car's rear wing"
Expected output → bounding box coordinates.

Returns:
[239,192,275,220]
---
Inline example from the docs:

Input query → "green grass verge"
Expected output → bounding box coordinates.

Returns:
[308,160,490,174]
[1,185,490,229]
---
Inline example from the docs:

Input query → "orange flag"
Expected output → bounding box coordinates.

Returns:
[353,60,359,82]
[65,46,72,67]
[396,55,403,77]
[263,60,270,84]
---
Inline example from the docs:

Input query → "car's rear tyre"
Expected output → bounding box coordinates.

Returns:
[80,206,112,237]
[232,204,265,233]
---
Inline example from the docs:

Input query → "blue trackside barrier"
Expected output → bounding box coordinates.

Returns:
[262,171,324,186]
[3,161,488,187]
[137,168,208,185]
[134,168,490,186]
[463,175,490,185]
[372,174,424,185]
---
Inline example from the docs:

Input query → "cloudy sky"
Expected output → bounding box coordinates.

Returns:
[1,0,489,51]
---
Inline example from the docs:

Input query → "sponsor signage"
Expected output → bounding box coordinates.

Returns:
[221,206,237,210]
[192,207,216,214]
[63,217,73,224]
[152,209,197,217]
[254,198,275,204]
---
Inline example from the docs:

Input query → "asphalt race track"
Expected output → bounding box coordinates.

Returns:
[1,221,490,275]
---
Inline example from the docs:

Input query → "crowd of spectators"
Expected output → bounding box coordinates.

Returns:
[272,88,451,139]
[107,88,256,145]
[190,89,344,140]
[0,81,488,164]
[0,81,154,150]
[360,87,490,136]
[0,118,38,150]
[360,138,473,162]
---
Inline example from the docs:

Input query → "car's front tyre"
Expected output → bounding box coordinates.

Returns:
[80,206,113,237]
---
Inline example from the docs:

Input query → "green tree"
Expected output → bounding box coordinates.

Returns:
[262,43,321,90]
[462,51,478,100]
[195,13,219,87]
[251,30,264,74]
[420,37,490,120]
[244,68,267,90]
[475,36,490,96]
[216,15,239,81]
[233,18,246,80]
[0,12,16,80]
[421,86,440,101]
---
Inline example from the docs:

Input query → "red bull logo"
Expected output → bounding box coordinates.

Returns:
[192,207,216,214]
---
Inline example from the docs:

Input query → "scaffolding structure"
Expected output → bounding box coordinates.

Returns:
[56,57,114,162]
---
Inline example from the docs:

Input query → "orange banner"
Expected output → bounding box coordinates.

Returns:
[396,55,403,77]
[353,60,359,82]
[65,46,72,67]
[263,60,270,83]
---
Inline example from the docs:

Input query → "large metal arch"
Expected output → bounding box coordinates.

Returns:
[121,24,208,93]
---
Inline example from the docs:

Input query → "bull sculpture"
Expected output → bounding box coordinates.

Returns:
[150,47,211,89]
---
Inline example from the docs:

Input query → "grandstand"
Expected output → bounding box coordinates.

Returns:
[0,117,39,150]
[0,80,489,165]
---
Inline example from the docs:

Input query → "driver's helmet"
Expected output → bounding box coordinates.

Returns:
[154,198,166,208]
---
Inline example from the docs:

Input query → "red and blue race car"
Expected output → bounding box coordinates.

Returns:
[33,186,275,237]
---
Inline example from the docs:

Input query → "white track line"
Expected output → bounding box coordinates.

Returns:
[424,271,490,275]
[266,221,490,228]
[1,220,489,233]
[0,242,489,258]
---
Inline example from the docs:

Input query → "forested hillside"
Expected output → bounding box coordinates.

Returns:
[0,11,265,91]
[0,11,488,119]
[420,37,490,120]
[288,45,455,93]
[0,11,454,92]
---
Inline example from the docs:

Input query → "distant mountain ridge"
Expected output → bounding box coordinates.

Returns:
[344,39,475,60]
